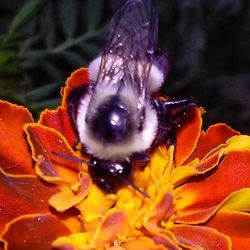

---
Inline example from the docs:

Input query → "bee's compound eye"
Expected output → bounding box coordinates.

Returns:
[89,157,131,193]
[91,97,132,143]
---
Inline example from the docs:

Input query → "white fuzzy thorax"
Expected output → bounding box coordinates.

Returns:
[88,56,165,93]
[76,93,158,160]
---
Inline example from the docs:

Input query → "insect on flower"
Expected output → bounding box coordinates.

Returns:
[65,0,196,196]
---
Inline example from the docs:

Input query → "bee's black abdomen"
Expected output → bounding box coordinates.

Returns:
[90,96,132,143]
[89,157,131,192]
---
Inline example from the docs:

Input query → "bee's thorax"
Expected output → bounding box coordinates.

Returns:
[89,96,133,143]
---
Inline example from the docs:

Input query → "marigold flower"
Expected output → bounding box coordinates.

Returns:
[0,68,250,250]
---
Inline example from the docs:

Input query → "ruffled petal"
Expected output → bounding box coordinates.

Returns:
[175,150,250,224]
[39,107,77,147]
[144,192,174,233]
[172,224,231,250]
[0,169,59,231]
[93,210,129,246]
[171,149,223,187]
[221,188,250,211]
[61,67,89,108]
[186,123,239,163]
[0,101,34,175]
[1,214,70,250]
[121,236,167,250]
[52,232,91,250]
[206,210,250,249]
[152,234,181,250]
[25,124,80,183]
[49,172,92,212]
[174,107,203,167]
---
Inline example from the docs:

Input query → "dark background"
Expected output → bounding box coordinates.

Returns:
[0,0,249,134]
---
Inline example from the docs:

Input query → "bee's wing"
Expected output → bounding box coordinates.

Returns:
[90,0,159,122]
[106,0,158,59]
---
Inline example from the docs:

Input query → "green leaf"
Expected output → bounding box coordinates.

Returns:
[32,98,61,109]
[39,1,56,49]
[0,50,15,66]
[24,83,59,102]
[20,50,50,60]
[59,51,87,68]
[19,34,43,57]
[58,0,77,39]
[77,42,101,58]
[4,0,46,42]
[86,0,103,30]
[39,62,64,83]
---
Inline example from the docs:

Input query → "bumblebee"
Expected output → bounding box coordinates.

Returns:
[67,0,196,196]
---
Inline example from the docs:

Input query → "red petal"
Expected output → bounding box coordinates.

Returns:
[0,170,59,231]
[186,123,240,163]
[61,68,89,108]
[39,107,77,148]
[25,124,80,181]
[172,224,231,250]
[1,214,70,250]
[206,210,250,249]
[175,107,203,167]
[0,101,34,175]
[175,151,250,223]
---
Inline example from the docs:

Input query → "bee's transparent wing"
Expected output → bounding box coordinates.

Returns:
[93,0,159,121]
[106,0,158,59]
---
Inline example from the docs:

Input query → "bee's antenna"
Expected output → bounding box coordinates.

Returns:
[115,174,150,199]
[50,151,89,165]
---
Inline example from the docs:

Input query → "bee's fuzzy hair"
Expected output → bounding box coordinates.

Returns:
[88,56,165,93]
[75,56,163,160]
[76,92,158,160]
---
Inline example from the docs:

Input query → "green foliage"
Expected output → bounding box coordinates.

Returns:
[0,0,250,133]
[0,0,107,116]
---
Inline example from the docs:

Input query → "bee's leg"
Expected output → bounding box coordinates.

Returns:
[152,97,197,148]
[67,85,89,147]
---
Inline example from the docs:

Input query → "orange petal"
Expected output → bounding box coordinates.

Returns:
[52,232,91,250]
[49,190,86,213]
[145,192,174,233]
[121,236,167,250]
[186,123,240,163]
[39,107,77,148]
[93,210,129,245]
[152,234,181,250]
[172,225,231,250]
[175,151,250,223]
[0,101,34,175]
[61,68,89,108]
[0,169,59,231]
[220,188,250,211]
[49,173,92,212]
[171,149,222,187]
[206,210,250,249]
[1,214,70,250]
[77,185,115,226]
[109,247,126,250]
[25,124,80,182]
[175,107,203,167]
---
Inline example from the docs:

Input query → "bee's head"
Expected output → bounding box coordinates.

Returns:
[88,95,133,143]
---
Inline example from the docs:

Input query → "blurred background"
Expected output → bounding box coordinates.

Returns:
[0,0,249,133]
